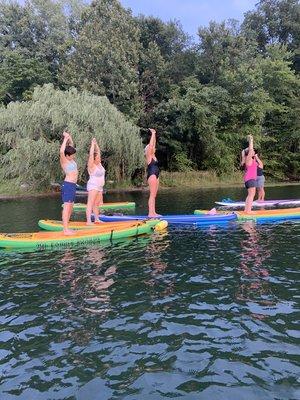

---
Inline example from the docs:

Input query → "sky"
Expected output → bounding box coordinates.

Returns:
[120,0,258,37]
[16,0,258,38]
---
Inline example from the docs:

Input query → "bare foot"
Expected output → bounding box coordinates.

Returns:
[244,211,255,215]
[148,213,162,218]
[86,222,94,226]
[63,229,76,235]
[94,220,104,224]
[207,208,217,215]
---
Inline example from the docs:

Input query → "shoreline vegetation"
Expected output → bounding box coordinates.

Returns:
[1,172,299,200]
[0,1,299,191]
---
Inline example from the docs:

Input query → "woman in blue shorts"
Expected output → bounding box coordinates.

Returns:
[60,131,78,235]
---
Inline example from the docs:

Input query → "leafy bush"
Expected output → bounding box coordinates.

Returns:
[0,84,144,188]
[169,151,195,172]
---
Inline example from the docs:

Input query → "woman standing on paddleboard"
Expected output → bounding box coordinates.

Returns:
[242,135,257,213]
[86,138,105,224]
[60,131,78,235]
[145,129,160,217]
[241,147,265,203]
[255,150,265,202]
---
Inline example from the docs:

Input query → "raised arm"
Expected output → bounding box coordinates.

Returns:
[88,138,96,170]
[94,140,100,155]
[241,149,246,168]
[146,128,156,162]
[149,128,156,148]
[67,133,74,146]
[248,135,254,150]
[245,135,254,167]
[60,131,70,163]
[255,154,263,169]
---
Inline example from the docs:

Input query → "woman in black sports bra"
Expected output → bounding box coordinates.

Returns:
[145,128,161,217]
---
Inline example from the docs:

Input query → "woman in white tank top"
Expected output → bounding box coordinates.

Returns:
[86,138,106,224]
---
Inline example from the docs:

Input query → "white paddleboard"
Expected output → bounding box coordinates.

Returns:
[216,199,300,208]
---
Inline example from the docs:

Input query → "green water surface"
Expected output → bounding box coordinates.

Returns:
[0,185,299,399]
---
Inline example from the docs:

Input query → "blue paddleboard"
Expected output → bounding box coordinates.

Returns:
[99,213,237,225]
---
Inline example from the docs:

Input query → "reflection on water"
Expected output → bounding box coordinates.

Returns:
[0,186,299,399]
[59,247,116,317]
[237,221,275,318]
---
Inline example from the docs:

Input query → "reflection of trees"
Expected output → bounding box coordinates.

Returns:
[236,221,275,317]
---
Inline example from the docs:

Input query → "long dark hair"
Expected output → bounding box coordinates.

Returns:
[65,146,76,156]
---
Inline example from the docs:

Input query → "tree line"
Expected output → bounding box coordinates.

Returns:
[0,0,299,188]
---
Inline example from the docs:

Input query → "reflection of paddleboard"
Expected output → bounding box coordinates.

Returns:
[0,220,167,250]
[99,213,237,225]
[71,202,136,211]
[195,207,300,222]
[215,199,300,208]
[39,219,148,231]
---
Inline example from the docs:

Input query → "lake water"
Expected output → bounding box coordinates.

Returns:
[0,185,299,399]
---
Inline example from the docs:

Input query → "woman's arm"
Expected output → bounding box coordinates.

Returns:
[245,135,254,166]
[67,132,74,146]
[60,131,70,163]
[146,129,156,162]
[248,135,253,151]
[241,149,246,167]
[94,140,100,155]
[88,138,96,170]
[255,154,263,169]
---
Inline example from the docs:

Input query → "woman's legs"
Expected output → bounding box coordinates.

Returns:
[257,187,265,201]
[244,187,256,213]
[62,202,74,234]
[67,203,73,221]
[155,178,159,197]
[148,175,159,217]
[93,191,103,222]
[86,190,98,224]
[61,182,76,234]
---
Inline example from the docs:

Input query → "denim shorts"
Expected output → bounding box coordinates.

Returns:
[256,175,265,188]
[61,181,76,203]
[245,179,257,189]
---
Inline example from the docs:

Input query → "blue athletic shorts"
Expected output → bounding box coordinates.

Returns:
[61,181,76,203]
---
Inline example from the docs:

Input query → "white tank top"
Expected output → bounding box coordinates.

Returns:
[88,164,105,188]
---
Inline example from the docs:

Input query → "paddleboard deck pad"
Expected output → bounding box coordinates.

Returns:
[99,213,237,225]
[215,199,300,208]
[72,202,136,211]
[39,219,153,232]
[195,207,300,222]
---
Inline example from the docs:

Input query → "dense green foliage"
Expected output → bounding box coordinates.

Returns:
[0,85,144,187]
[0,0,299,188]
[60,0,141,120]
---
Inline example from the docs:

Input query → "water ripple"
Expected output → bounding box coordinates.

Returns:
[0,189,299,399]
